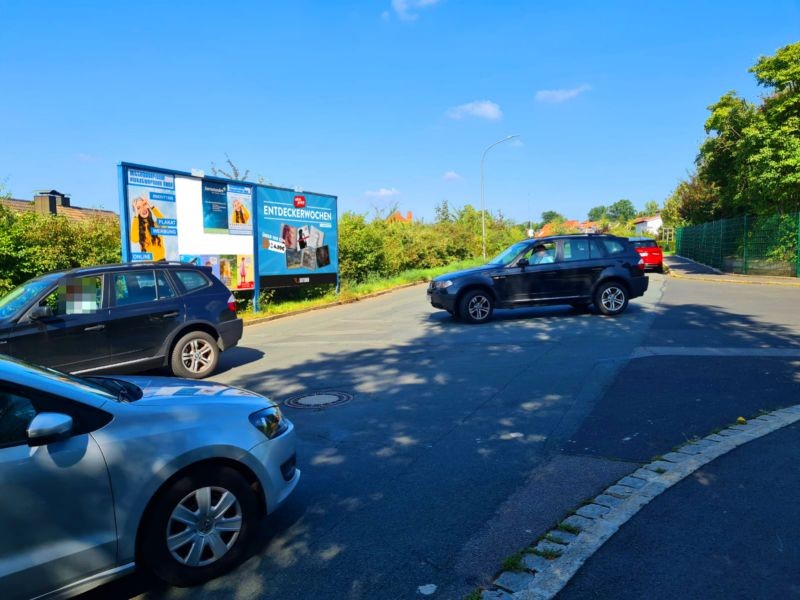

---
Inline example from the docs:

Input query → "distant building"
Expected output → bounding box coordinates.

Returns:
[387,210,413,224]
[633,214,663,236]
[0,190,117,221]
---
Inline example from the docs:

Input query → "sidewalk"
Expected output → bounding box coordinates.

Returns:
[666,255,800,287]
[558,421,800,599]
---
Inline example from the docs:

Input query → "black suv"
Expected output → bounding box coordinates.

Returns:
[428,234,648,323]
[0,262,243,378]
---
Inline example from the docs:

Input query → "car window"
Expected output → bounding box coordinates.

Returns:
[114,271,158,306]
[562,239,591,261]
[590,239,606,258]
[602,239,628,256]
[632,240,658,249]
[37,276,103,317]
[155,270,177,299]
[0,274,60,320]
[0,390,36,448]
[175,270,211,292]
[521,241,557,265]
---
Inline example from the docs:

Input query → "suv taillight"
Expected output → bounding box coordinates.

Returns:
[227,294,237,313]
[637,258,645,271]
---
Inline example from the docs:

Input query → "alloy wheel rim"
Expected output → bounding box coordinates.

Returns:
[181,339,214,373]
[166,486,242,567]
[601,287,625,311]
[468,295,491,320]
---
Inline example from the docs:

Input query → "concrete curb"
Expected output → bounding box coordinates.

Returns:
[241,280,427,328]
[480,404,800,600]
[668,272,800,287]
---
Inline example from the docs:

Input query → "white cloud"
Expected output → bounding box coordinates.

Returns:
[445,100,502,121]
[391,0,442,21]
[442,171,461,181]
[365,187,401,198]
[535,84,592,103]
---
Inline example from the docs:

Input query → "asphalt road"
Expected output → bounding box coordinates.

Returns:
[83,273,800,600]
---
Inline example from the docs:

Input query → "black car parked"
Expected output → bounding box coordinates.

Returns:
[428,234,649,323]
[0,262,243,378]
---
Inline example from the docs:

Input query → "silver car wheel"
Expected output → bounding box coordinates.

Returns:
[468,295,491,320]
[167,486,243,567]
[601,286,625,312]
[181,339,215,374]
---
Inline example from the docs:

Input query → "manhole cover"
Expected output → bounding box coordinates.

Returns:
[283,391,353,409]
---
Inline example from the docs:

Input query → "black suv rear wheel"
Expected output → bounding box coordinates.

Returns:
[459,289,494,324]
[595,281,629,316]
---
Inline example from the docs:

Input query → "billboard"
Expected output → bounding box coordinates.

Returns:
[257,189,338,287]
[125,169,180,261]
[119,163,337,297]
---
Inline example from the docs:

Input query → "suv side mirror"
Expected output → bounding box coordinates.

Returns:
[30,305,54,320]
[27,412,73,447]
[517,258,529,269]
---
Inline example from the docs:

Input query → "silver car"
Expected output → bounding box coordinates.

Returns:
[0,355,299,599]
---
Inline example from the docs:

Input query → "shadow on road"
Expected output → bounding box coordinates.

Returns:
[80,292,800,600]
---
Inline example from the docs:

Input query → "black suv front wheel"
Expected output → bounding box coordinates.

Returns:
[459,289,494,324]
[595,282,629,316]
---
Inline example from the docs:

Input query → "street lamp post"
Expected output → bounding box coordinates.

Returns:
[480,135,520,259]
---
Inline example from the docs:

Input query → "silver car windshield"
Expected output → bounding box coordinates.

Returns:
[0,275,59,320]
[487,241,531,266]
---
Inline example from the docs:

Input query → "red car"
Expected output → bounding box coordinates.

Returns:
[629,237,664,272]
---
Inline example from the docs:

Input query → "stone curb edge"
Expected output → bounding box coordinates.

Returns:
[480,404,800,600]
[668,272,800,287]
[242,280,427,328]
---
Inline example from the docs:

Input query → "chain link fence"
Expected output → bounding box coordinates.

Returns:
[676,213,800,277]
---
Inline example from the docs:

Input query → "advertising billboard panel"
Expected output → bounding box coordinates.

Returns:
[125,168,180,261]
[256,188,338,287]
[119,162,337,299]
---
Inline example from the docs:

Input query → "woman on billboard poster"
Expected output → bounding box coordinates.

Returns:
[130,195,165,261]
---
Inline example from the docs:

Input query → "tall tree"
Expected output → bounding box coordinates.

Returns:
[587,205,606,221]
[638,200,660,217]
[605,199,636,222]
[541,210,565,224]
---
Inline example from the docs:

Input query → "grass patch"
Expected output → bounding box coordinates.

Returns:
[501,551,526,573]
[543,533,564,544]
[654,467,667,474]
[556,521,581,535]
[239,257,484,322]
[464,590,483,600]
[531,547,563,560]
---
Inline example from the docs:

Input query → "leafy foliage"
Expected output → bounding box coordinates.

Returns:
[669,42,800,224]
[339,203,526,283]
[0,205,121,295]
[587,205,606,221]
[605,199,636,222]
[541,210,565,224]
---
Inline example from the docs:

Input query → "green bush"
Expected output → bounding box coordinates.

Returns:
[0,205,121,295]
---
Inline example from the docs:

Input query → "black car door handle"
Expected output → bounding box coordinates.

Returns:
[84,324,106,332]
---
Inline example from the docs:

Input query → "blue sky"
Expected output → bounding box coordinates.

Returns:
[2,1,798,223]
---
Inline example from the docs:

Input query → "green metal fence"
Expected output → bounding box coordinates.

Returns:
[676,213,800,277]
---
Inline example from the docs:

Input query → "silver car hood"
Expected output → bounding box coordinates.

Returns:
[110,376,275,408]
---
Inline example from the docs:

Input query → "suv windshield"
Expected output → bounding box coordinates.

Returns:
[631,239,659,249]
[0,274,60,320]
[488,241,532,266]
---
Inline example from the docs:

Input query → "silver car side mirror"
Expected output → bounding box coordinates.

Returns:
[27,412,73,447]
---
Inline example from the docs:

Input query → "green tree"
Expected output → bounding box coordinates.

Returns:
[639,200,660,216]
[587,205,606,221]
[540,210,565,224]
[693,42,800,219]
[605,199,636,222]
